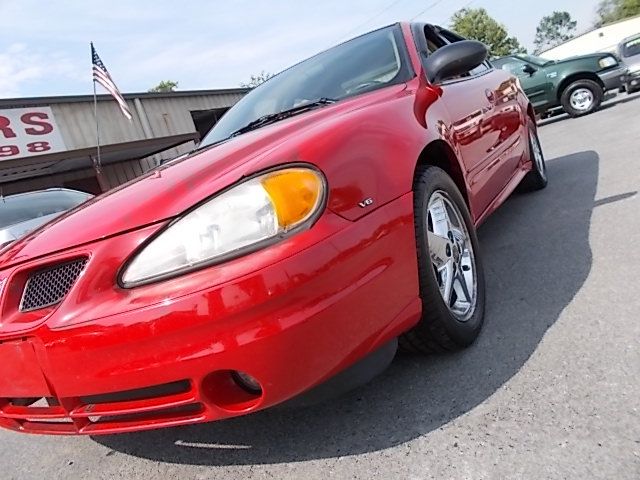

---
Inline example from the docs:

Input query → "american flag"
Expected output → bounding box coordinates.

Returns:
[91,43,132,120]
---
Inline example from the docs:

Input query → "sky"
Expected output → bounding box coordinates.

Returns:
[0,0,602,98]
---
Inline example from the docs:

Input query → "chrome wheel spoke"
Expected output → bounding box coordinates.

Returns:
[428,197,452,236]
[450,227,466,250]
[439,260,455,306]
[427,231,451,269]
[426,190,478,322]
[453,268,472,304]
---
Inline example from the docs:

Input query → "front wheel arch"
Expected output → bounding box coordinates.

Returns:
[556,72,605,103]
[415,139,471,210]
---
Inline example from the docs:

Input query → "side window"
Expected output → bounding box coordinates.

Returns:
[438,28,464,44]
[496,58,527,76]
[469,62,490,76]
[424,26,447,54]
[432,27,490,77]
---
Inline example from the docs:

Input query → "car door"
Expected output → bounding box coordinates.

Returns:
[426,27,525,217]
[496,57,554,110]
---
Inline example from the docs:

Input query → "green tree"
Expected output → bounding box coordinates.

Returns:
[148,80,178,93]
[240,71,274,88]
[596,0,640,26]
[450,8,526,57]
[534,11,577,53]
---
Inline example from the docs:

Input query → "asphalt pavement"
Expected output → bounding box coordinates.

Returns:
[2,92,639,480]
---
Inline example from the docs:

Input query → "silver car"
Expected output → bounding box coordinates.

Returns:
[0,188,92,249]
[620,34,640,93]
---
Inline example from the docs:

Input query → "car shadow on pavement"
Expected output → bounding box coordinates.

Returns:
[95,151,599,466]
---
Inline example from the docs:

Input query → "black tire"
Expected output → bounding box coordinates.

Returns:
[520,122,548,191]
[560,79,603,117]
[400,165,486,354]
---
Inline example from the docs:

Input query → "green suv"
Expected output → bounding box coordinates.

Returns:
[493,53,628,117]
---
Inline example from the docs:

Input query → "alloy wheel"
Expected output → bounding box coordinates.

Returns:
[569,88,594,112]
[426,191,477,322]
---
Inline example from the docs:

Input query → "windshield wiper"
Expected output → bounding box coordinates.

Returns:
[188,136,230,156]
[187,98,336,155]
[229,98,336,137]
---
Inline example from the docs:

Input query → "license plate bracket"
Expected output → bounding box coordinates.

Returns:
[0,340,51,398]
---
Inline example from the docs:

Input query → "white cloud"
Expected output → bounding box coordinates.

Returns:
[0,0,603,97]
[114,18,356,91]
[0,45,45,97]
[0,44,84,98]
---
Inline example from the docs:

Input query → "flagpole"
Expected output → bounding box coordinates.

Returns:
[93,79,101,166]
[91,43,109,192]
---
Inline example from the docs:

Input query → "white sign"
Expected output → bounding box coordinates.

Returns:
[0,107,66,160]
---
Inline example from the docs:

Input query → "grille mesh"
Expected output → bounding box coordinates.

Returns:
[20,258,88,312]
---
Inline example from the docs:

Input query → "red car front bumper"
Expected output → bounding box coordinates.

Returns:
[0,194,420,435]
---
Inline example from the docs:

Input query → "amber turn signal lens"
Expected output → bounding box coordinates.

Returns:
[261,168,324,229]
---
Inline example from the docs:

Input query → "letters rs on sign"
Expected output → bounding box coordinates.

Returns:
[0,107,66,160]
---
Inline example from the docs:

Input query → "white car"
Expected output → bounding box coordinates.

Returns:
[0,188,92,249]
[620,34,640,93]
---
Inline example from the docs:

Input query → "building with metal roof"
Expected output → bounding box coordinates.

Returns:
[540,15,640,60]
[0,88,248,195]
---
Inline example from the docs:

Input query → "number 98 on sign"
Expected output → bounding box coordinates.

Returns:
[0,107,66,160]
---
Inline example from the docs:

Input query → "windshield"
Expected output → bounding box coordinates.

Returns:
[515,54,553,66]
[0,190,92,229]
[200,25,412,146]
[622,37,640,57]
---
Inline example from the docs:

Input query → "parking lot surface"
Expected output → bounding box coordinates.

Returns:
[2,93,639,480]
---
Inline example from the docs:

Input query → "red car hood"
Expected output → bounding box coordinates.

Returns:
[0,87,406,269]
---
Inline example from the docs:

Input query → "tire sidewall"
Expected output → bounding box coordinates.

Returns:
[527,121,548,187]
[414,167,486,346]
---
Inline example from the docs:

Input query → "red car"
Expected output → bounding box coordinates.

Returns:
[0,23,547,435]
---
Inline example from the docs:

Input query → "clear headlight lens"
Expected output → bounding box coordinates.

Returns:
[598,56,618,69]
[120,167,325,287]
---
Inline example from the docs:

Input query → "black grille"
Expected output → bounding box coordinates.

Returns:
[20,258,88,312]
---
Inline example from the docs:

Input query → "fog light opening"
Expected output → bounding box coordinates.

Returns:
[231,371,262,395]
[201,370,263,412]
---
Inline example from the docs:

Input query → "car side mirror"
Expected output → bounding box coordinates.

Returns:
[522,64,537,75]
[423,40,488,84]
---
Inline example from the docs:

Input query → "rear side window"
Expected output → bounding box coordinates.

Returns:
[438,29,465,44]
[425,26,490,77]
[469,62,490,75]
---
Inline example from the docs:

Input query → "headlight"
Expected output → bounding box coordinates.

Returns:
[598,56,618,69]
[120,166,326,287]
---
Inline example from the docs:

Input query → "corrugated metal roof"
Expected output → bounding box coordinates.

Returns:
[1,90,246,152]
[0,88,250,108]
[140,93,245,139]
[51,101,144,149]
[0,88,247,185]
